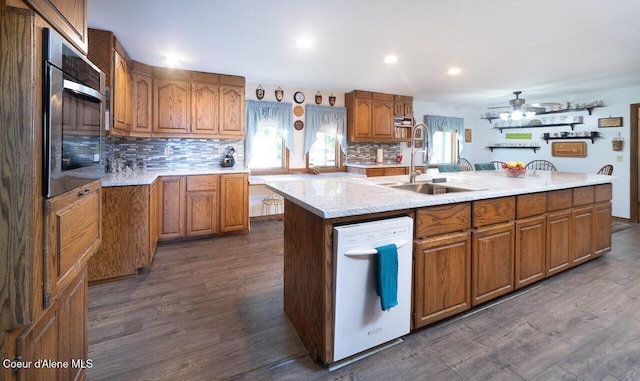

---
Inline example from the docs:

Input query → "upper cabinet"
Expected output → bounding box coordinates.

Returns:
[346,90,413,142]
[26,0,88,53]
[131,61,154,136]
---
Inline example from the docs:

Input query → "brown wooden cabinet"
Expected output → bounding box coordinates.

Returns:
[220,174,249,232]
[471,222,515,306]
[159,176,186,240]
[89,180,160,283]
[153,76,191,136]
[593,201,612,257]
[16,267,88,381]
[346,90,412,142]
[414,232,471,328]
[25,0,88,53]
[515,215,546,289]
[546,209,572,276]
[571,205,595,266]
[346,166,409,177]
[186,175,220,236]
[113,49,132,132]
[131,61,154,137]
[191,75,220,135]
[219,78,245,138]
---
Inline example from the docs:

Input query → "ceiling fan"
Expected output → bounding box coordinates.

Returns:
[488,91,548,120]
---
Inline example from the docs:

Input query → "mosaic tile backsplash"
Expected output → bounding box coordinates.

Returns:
[345,142,402,164]
[104,136,245,169]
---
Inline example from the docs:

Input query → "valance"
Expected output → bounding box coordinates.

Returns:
[304,105,347,156]
[245,100,293,164]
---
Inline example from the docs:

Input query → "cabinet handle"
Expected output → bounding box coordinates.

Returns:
[78,188,90,197]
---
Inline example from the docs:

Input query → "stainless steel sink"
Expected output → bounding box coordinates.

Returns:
[386,182,475,195]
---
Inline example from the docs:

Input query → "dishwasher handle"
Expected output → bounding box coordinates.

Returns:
[344,240,409,257]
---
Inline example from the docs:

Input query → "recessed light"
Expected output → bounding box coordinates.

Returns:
[384,55,398,64]
[447,67,462,75]
[164,54,180,67]
[296,37,313,49]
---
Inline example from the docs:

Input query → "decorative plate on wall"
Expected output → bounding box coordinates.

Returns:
[294,120,304,130]
[293,105,304,117]
[294,91,305,104]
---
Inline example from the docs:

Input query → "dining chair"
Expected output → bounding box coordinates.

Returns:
[490,161,506,170]
[596,164,614,175]
[475,163,498,171]
[437,163,463,172]
[525,160,557,171]
[457,158,474,172]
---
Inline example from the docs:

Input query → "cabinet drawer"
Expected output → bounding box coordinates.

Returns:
[187,175,219,191]
[516,192,547,219]
[472,197,515,227]
[416,203,471,238]
[573,186,595,206]
[366,168,384,177]
[384,167,407,176]
[595,183,612,202]
[547,189,572,212]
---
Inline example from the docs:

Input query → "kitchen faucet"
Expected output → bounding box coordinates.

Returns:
[409,122,428,183]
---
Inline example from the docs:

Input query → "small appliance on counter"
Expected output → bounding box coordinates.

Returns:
[221,147,236,167]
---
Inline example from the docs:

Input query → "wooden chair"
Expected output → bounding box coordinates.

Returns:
[437,163,463,172]
[457,158,474,172]
[597,164,614,175]
[490,161,506,170]
[525,160,557,171]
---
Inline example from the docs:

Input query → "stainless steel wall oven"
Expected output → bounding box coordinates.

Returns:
[43,28,105,198]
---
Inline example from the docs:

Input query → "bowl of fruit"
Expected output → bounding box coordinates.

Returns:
[502,161,526,177]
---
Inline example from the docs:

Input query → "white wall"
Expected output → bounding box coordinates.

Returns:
[245,82,345,171]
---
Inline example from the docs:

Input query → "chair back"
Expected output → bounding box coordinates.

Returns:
[475,163,498,171]
[438,163,463,172]
[597,164,613,175]
[457,158,474,171]
[525,160,557,171]
[490,161,506,170]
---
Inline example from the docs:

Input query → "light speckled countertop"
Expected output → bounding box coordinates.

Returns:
[102,167,250,187]
[249,172,365,185]
[265,171,616,219]
[344,162,409,168]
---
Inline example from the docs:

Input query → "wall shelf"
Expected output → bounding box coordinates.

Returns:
[492,122,584,133]
[542,136,600,144]
[481,104,604,123]
[486,145,540,153]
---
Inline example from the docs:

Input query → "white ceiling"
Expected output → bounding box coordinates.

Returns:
[87,0,640,107]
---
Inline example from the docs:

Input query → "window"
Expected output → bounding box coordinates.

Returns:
[430,130,459,164]
[307,122,341,169]
[249,119,287,171]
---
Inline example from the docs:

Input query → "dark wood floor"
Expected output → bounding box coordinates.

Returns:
[87,220,640,380]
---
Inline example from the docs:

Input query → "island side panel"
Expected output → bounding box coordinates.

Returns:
[283,199,331,362]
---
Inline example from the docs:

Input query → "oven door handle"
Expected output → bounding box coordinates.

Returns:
[344,239,408,257]
[63,79,102,103]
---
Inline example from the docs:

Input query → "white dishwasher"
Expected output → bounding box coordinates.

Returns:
[332,216,413,362]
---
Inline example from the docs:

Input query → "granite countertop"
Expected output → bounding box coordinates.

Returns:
[249,172,365,185]
[265,171,616,219]
[102,167,250,187]
[344,162,409,168]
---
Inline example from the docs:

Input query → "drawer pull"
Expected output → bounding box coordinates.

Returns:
[78,188,90,197]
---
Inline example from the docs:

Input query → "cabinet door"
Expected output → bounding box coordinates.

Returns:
[159,176,186,240]
[113,50,131,133]
[593,202,612,257]
[515,215,546,289]
[414,232,471,328]
[25,0,88,53]
[546,209,572,276]
[371,100,394,139]
[393,102,404,116]
[571,205,594,265]
[58,269,88,381]
[186,191,219,236]
[365,168,384,177]
[149,179,160,262]
[471,222,515,306]
[353,97,372,140]
[384,167,407,176]
[404,103,413,117]
[16,301,60,381]
[191,81,220,135]
[153,79,191,135]
[220,174,248,232]
[219,84,245,137]
[131,70,153,136]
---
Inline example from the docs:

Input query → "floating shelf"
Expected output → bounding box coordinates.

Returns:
[542,136,600,144]
[481,105,604,123]
[486,146,540,153]
[492,122,584,133]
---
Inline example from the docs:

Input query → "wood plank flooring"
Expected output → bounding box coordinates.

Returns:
[87,220,640,380]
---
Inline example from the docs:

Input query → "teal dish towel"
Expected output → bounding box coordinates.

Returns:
[376,243,399,311]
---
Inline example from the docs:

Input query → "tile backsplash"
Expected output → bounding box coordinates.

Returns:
[345,142,402,163]
[104,136,244,169]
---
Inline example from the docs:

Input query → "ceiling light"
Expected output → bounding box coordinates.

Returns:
[296,37,313,49]
[447,67,462,75]
[164,54,180,67]
[510,110,523,121]
[384,55,398,64]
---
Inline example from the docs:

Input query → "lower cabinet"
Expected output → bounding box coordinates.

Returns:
[571,205,595,265]
[593,201,612,256]
[515,215,546,289]
[471,222,515,306]
[414,232,471,328]
[220,173,249,232]
[546,209,572,276]
[16,267,88,381]
[186,175,219,237]
[346,166,409,177]
[159,176,186,240]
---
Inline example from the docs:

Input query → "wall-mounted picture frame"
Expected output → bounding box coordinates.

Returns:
[465,128,472,142]
[598,117,623,128]
[275,87,284,102]
[256,84,265,100]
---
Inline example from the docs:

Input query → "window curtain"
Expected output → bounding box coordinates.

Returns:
[424,115,465,164]
[304,105,347,156]
[245,100,293,164]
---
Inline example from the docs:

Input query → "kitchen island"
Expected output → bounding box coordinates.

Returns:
[266,170,615,364]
